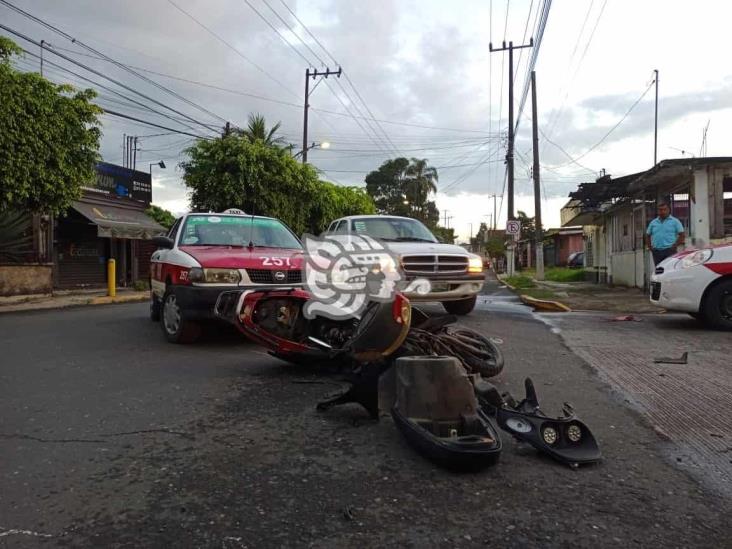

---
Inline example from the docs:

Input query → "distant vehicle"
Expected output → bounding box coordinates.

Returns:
[567,251,585,268]
[650,243,732,330]
[324,215,485,315]
[150,210,303,343]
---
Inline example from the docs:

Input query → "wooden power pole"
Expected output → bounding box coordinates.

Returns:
[302,67,341,164]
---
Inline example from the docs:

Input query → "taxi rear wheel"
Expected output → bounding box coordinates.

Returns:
[701,279,732,331]
[161,288,201,343]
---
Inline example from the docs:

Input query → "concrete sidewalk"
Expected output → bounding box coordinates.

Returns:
[0,289,148,314]
[500,273,662,314]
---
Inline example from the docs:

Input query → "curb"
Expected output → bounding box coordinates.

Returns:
[89,295,148,305]
[0,293,148,314]
[519,294,571,313]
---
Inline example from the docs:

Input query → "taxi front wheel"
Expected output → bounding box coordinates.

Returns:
[161,288,201,343]
[701,279,732,331]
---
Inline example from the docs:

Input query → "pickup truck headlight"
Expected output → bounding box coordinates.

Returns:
[680,249,713,269]
[192,268,241,284]
[468,255,484,273]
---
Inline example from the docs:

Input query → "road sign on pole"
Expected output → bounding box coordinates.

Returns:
[506,219,521,236]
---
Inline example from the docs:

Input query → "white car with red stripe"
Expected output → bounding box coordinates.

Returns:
[150,210,303,343]
[650,243,732,330]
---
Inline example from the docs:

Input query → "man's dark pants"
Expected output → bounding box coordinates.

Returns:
[652,247,676,266]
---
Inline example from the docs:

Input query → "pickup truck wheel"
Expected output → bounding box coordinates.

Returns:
[150,290,161,321]
[161,288,201,343]
[442,296,477,316]
[701,279,732,331]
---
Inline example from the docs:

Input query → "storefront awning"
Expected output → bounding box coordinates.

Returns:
[71,201,166,239]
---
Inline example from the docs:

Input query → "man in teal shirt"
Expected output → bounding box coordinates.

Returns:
[646,201,685,265]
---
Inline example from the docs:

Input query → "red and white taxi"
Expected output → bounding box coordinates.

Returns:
[650,243,732,330]
[150,209,303,343]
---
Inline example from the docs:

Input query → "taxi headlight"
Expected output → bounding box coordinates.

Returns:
[203,268,241,284]
[680,249,713,269]
[468,255,484,273]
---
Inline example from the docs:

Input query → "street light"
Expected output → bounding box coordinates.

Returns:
[149,160,166,174]
[294,141,330,160]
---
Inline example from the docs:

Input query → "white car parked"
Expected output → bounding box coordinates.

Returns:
[324,215,485,315]
[650,243,732,330]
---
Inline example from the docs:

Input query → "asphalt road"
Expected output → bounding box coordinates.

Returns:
[1,282,730,548]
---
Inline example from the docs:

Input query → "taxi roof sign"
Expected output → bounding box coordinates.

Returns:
[222,208,247,215]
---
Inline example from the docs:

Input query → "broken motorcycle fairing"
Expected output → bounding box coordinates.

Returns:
[214,287,412,364]
[474,377,601,468]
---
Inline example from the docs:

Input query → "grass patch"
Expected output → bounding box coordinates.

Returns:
[503,275,535,289]
[544,267,586,283]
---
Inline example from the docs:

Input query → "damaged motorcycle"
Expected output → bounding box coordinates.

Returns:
[215,288,600,470]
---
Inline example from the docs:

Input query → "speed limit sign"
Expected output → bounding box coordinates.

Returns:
[506,219,521,235]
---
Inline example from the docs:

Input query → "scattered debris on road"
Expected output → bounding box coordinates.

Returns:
[653,352,689,364]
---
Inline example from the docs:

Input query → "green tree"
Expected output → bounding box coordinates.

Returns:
[236,113,287,147]
[405,157,438,218]
[365,157,440,226]
[0,37,101,215]
[431,226,455,244]
[516,210,536,241]
[181,134,375,235]
[145,205,177,229]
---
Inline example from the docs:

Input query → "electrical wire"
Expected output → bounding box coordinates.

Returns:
[547,78,655,170]
[165,0,300,101]
[0,23,218,136]
[0,0,228,128]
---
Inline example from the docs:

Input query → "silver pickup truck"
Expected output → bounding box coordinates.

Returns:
[324,215,485,314]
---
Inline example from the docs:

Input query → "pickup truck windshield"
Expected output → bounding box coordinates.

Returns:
[179,215,302,249]
[350,217,438,243]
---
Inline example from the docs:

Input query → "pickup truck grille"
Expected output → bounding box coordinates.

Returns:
[246,269,302,284]
[401,255,468,275]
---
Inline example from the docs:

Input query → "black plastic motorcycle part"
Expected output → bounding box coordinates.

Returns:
[391,406,502,471]
[475,378,601,468]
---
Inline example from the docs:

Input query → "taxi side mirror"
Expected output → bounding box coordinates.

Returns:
[152,236,174,249]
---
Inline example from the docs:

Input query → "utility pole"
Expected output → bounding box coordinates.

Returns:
[489,194,498,231]
[40,39,44,76]
[443,210,449,227]
[653,69,659,166]
[123,133,127,168]
[531,70,544,281]
[490,39,533,277]
[302,66,341,164]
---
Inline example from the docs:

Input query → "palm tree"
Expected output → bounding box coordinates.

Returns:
[405,158,438,218]
[238,113,287,147]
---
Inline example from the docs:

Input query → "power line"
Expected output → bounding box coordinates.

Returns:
[19,50,222,132]
[0,0,228,127]
[542,0,607,144]
[242,0,313,67]
[101,109,213,139]
[38,45,491,136]
[278,0,338,66]
[547,78,655,169]
[165,0,300,101]
[0,24,218,135]
[257,0,403,156]
[261,0,327,66]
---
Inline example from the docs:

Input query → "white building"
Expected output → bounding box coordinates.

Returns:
[561,158,732,288]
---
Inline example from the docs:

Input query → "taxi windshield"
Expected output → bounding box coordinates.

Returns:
[179,215,302,249]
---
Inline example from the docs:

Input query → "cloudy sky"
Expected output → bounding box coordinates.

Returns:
[3,0,731,241]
